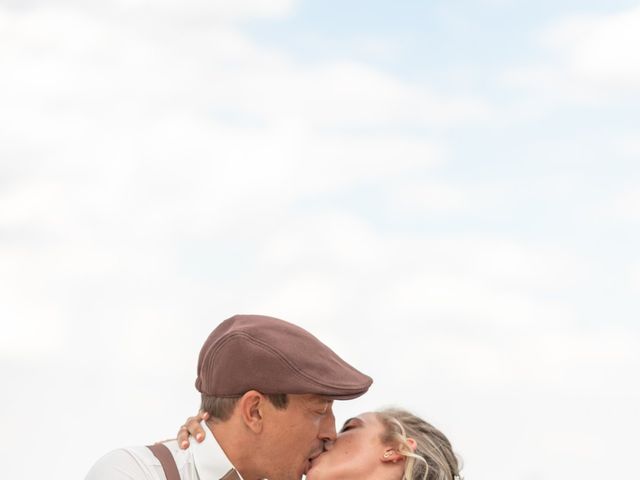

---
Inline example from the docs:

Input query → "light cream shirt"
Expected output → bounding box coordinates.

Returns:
[85,421,243,480]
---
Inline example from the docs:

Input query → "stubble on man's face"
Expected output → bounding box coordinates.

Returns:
[259,394,336,480]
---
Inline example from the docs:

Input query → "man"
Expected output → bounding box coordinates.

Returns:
[85,314,372,480]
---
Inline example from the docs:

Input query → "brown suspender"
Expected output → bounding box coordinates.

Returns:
[146,443,241,480]
[220,469,241,480]
[147,444,180,480]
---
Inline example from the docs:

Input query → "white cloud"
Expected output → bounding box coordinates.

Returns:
[0,0,452,365]
[0,296,68,358]
[118,0,295,19]
[543,7,640,88]
[0,242,72,358]
[503,5,640,105]
[608,188,640,222]
[631,262,640,293]
[0,0,456,246]
[258,213,585,329]
[384,182,472,215]
[0,0,295,20]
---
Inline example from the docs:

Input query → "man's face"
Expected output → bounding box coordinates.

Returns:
[260,394,336,480]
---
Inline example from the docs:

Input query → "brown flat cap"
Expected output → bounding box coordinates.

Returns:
[195,314,372,400]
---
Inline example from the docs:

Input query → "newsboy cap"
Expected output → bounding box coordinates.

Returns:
[195,314,372,399]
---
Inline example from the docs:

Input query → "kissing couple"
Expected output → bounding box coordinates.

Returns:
[86,314,462,480]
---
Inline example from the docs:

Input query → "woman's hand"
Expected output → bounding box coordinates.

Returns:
[177,411,210,449]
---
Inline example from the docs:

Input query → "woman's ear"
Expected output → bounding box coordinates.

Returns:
[406,437,417,452]
[381,438,417,463]
[381,449,404,463]
[238,390,264,433]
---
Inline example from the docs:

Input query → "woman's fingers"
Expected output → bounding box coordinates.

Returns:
[187,413,207,442]
[177,411,209,449]
[178,424,190,449]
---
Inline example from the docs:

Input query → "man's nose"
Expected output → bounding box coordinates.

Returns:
[322,439,335,452]
[319,406,337,442]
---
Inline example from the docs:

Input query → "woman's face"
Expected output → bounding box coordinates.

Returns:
[305,412,395,480]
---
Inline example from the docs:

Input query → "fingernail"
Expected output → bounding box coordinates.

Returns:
[196,433,203,441]
[181,441,188,448]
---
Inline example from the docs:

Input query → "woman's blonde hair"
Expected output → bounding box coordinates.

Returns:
[376,408,462,480]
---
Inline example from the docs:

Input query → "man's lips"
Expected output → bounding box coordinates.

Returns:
[304,459,312,475]
[304,449,324,474]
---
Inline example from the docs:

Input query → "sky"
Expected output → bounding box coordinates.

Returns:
[1,1,639,479]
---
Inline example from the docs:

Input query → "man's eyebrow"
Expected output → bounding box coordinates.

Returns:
[307,397,332,412]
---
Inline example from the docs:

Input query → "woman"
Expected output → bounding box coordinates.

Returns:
[179,408,462,480]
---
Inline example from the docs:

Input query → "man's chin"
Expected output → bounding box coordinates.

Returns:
[304,459,321,480]
[302,458,312,478]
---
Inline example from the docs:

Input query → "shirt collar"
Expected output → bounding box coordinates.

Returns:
[191,420,244,480]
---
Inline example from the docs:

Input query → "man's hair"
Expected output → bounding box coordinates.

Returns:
[201,393,289,421]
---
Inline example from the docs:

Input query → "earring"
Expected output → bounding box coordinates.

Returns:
[383,451,393,458]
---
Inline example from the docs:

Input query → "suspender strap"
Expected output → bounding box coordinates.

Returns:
[220,469,241,480]
[147,443,181,480]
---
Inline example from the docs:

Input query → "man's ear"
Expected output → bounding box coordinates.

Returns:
[238,390,264,433]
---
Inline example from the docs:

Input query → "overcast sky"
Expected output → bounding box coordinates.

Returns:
[1,1,640,479]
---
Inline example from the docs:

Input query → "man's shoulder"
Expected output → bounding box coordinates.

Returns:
[85,442,187,480]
